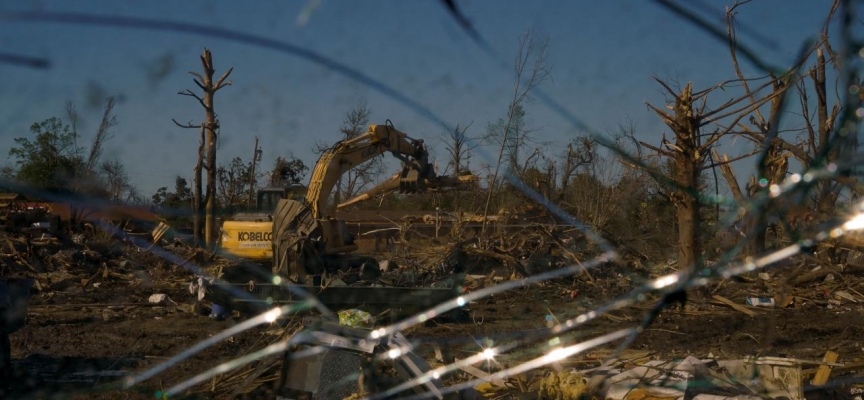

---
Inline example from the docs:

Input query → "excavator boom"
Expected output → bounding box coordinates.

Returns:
[337,173,477,210]
[272,122,444,281]
[306,123,431,219]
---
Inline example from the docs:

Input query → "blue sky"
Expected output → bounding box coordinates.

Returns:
[0,1,835,197]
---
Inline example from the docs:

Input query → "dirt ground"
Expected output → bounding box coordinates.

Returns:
[5,257,864,399]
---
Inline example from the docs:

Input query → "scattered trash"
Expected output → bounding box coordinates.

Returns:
[538,370,586,399]
[834,291,858,303]
[746,297,775,307]
[71,233,88,244]
[378,259,397,272]
[603,359,692,399]
[1,186,863,399]
[189,276,209,301]
[337,309,374,328]
[598,356,804,400]
[148,293,170,304]
[148,221,170,250]
[712,295,757,316]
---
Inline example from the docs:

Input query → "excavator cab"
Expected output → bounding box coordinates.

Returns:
[256,184,306,213]
[221,184,307,261]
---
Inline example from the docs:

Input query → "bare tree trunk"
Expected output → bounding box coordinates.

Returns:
[675,154,701,272]
[204,112,217,248]
[172,48,233,249]
[481,30,549,235]
[248,137,259,206]
[711,151,745,204]
[193,126,204,245]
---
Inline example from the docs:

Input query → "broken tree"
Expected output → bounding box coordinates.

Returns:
[172,48,233,248]
[642,75,787,273]
[715,2,852,259]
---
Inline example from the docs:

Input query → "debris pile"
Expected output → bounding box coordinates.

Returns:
[2,211,864,398]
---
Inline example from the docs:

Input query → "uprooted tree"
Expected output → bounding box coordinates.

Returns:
[172,48,233,248]
[442,122,477,177]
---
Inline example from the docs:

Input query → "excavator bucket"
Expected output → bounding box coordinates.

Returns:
[271,199,322,278]
[338,172,478,210]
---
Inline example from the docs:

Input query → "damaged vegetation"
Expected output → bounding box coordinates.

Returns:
[2,0,864,399]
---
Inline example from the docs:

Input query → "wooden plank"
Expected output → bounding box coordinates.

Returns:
[834,291,858,303]
[811,351,839,386]
[147,221,170,251]
[804,360,864,377]
[4,237,19,256]
[712,295,757,317]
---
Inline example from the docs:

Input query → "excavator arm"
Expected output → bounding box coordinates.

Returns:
[272,121,473,282]
[306,122,432,219]
[337,172,477,210]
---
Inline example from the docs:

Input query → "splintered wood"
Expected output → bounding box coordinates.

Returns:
[711,295,757,317]
[811,351,839,386]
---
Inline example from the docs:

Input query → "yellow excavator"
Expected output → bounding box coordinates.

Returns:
[219,184,306,261]
[273,121,476,284]
[220,121,473,283]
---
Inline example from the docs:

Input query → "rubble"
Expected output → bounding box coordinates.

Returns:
[1,212,864,399]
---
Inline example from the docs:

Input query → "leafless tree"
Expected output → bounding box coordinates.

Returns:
[714,1,843,255]
[85,97,118,172]
[442,122,478,176]
[65,97,123,225]
[641,73,787,273]
[481,29,551,233]
[314,102,383,205]
[100,159,134,202]
[556,137,594,203]
[172,48,233,248]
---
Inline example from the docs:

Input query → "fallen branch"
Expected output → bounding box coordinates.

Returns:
[790,266,838,285]
[711,295,757,317]
[29,302,167,308]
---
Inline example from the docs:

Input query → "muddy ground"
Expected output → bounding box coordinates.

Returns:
[4,257,864,399]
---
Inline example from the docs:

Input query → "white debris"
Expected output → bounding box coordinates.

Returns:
[188,276,208,301]
[148,293,170,304]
